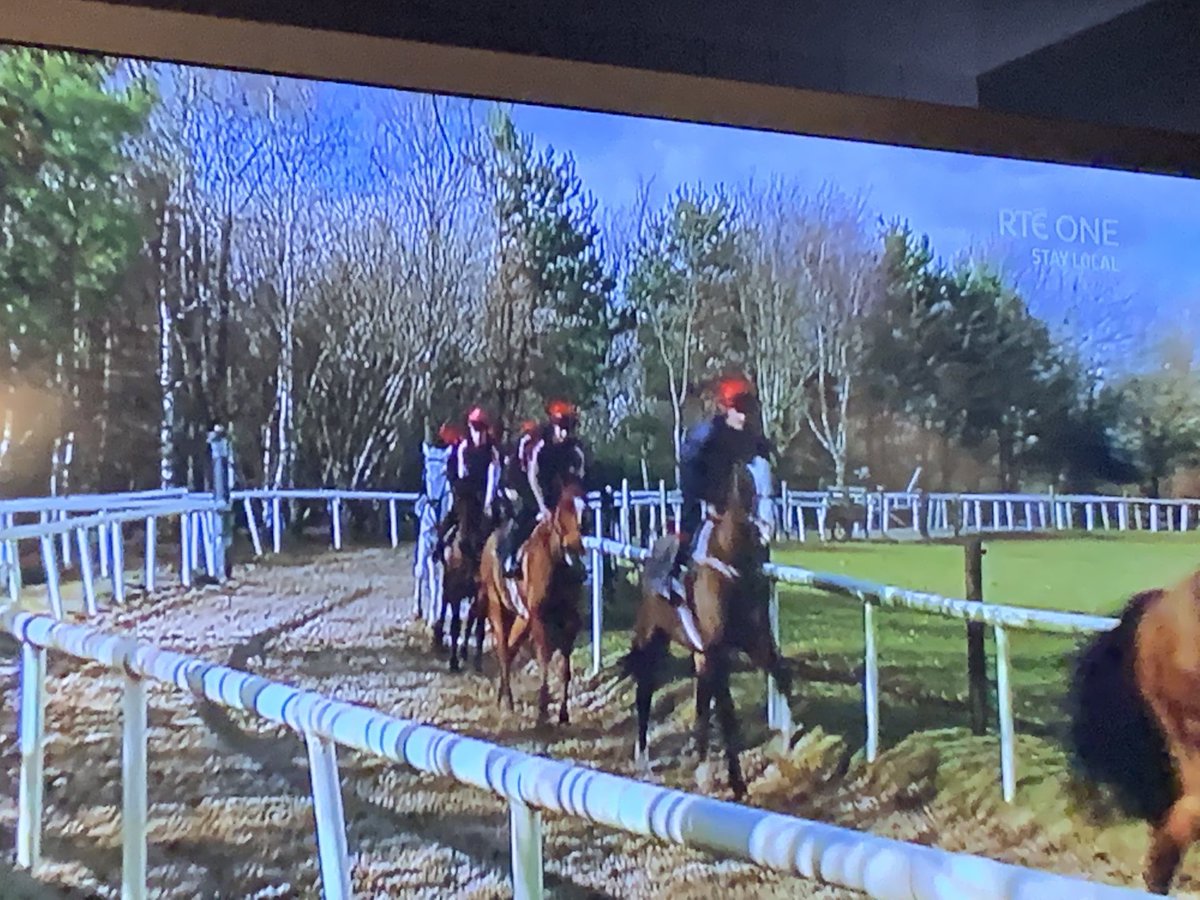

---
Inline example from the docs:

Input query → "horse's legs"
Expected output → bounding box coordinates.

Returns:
[557,647,571,725]
[744,624,795,719]
[448,595,463,672]
[691,652,714,763]
[557,615,581,725]
[433,559,454,654]
[488,602,515,712]
[712,651,747,800]
[1146,752,1200,893]
[530,617,552,726]
[471,595,487,672]
[628,630,668,770]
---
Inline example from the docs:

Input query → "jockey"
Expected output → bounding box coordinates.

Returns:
[654,374,775,601]
[437,406,501,551]
[494,419,539,525]
[500,399,587,578]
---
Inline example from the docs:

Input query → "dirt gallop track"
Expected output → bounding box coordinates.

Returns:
[0,545,1176,898]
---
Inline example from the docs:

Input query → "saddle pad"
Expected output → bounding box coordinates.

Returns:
[643,532,681,586]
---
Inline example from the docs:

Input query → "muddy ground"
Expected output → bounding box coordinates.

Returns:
[0,545,1187,898]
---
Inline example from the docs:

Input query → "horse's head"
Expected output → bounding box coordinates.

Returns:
[711,459,772,565]
[550,474,587,566]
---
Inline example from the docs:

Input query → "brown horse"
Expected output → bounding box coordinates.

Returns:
[623,462,793,800]
[434,488,488,673]
[478,474,587,724]
[1069,569,1200,894]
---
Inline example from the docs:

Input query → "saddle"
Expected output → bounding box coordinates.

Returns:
[494,519,531,619]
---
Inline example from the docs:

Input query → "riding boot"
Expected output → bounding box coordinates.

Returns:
[653,534,690,603]
[501,527,521,578]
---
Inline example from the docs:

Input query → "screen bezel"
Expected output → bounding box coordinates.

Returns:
[2,0,1198,181]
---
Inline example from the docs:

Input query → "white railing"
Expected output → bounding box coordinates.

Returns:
[0,495,226,613]
[598,478,1200,543]
[232,488,419,555]
[0,479,1146,819]
[222,484,1128,807]
[583,535,1118,805]
[1,608,1149,900]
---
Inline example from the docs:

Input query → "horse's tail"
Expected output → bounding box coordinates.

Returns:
[1066,587,1176,823]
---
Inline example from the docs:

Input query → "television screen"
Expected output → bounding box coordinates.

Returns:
[2,40,1198,899]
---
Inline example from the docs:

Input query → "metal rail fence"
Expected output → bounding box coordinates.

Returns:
[3,607,1148,900]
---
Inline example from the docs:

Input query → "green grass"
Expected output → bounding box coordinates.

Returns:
[583,530,1200,752]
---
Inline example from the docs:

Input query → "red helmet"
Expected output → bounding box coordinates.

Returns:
[546,399,578,424]
[466,406,490,428]
[437,421,463,446]
[715,375,755,410]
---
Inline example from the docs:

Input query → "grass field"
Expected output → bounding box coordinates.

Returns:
[592,530,1200,752]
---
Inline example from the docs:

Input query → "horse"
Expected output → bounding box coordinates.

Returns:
[622,459,793,800]
[478,474,587,725]
[1068,569,1200,894]
[433,485,490,672]
[414,441,453,624]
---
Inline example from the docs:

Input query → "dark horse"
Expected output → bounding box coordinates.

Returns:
[622,461,793,800]
[433,487,488,673]
[1068,569,1200,894]
[478,473,587,724]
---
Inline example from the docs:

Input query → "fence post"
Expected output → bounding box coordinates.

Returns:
[995,624,1016,802]
[208,427,232,582]
[304,734,352,900]
[658,479,668,540]
[243,499,264,558]
[766,580,792,745]
[965,538,988,736]
[99,520,111,577]
[620,478,631,544]
[863,599,879,762]
[272,496,283,554]
[77,527,98,616]
[38,535,64,620]
[123,673,148,900]
[111,520,126,605]
[5,513,20,602]
[144,515,157,593]
[17,643,46,870]
[180,512,192,587]
[388,499,399,549]
[332,497,343,551]
[509,798,544,900]
[590,501,606,677]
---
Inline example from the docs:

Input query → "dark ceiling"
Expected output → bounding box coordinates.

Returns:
[65,0,1200,153]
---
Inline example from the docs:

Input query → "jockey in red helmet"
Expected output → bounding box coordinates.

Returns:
[500,399,588,578]
[437,406,501,554]
[653,374,775,601]
[436,421,464,449]
[494,418,540,527]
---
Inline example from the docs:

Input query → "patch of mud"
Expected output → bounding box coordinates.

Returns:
[0,546,1185,898]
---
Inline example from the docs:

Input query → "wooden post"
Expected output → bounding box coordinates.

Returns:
[965,537,988,736]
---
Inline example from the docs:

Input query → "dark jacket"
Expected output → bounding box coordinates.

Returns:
[680,416,772,509]
[531,429,587,508]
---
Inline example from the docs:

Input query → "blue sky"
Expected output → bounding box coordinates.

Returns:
[150,65,1200,375]
[505,100,1200,367]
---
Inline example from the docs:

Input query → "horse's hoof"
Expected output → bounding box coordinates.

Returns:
[634,748,652,776]
[558,709,569,725]
[449,657,461,673]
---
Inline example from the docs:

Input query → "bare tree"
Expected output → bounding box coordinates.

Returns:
[627,185,738,482]
[794,186,882,486]
[372,93,492,436]
[240,75,343,491]
[735,178,813,453]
